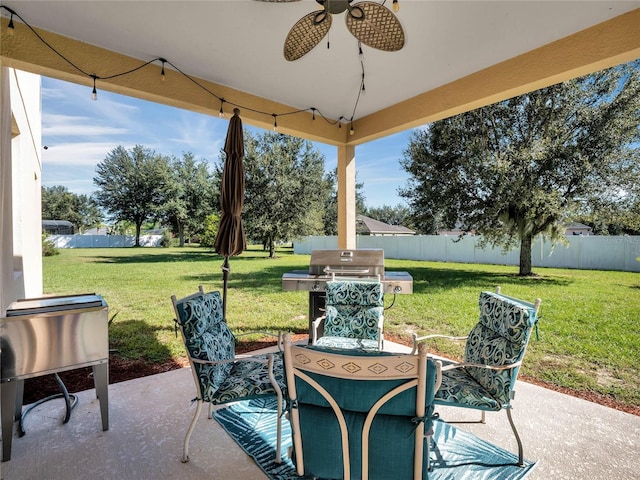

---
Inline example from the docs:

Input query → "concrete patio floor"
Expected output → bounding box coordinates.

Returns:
[1,341,638,480]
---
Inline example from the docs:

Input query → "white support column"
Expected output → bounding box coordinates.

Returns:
[336,144,356,249]
[0,65,15,315]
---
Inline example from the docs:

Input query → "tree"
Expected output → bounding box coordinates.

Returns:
[42,185,102,233]
[241,131,331,258]
[161,153,217,247]
[365,204,415,231]
[94,145,173,246]
[400,60,640,275]
[199,213,220,248]
[322,169,367,236]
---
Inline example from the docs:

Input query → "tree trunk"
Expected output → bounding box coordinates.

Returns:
[178,223,185,247]
[519,233,533,276]
[135,221,142,247]
[269,235,275,258]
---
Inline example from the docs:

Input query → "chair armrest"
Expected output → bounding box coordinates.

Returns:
[411,333,468,354]
[440,360,522,372]
[416,334,469,342]
[189,353,273,366]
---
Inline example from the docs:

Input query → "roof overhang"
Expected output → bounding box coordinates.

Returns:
[1,2,639,147]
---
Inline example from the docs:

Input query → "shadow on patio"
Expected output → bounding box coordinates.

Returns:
[1,342,638,480]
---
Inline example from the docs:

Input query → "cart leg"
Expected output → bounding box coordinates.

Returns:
[93,363,109,431]
[1,379,18,462]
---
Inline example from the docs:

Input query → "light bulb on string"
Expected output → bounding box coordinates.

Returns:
[311,108,316,121]
[160,58,166,81]
[273,114,278,132]
[350,123,354,136]
[393,0,400,12]
[7,13,15,36]
[219,99,225,118]
[91,75,98,100]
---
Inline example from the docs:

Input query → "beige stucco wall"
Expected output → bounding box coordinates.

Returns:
[0,66,42,315]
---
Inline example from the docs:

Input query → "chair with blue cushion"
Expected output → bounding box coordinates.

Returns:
[171,286,286,464]
[414,289,541,466]
[283,333,442,480]
[312,279,385,352]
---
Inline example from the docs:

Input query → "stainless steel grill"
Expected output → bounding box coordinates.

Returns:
[282,249,413,337]
[1,294,109,461]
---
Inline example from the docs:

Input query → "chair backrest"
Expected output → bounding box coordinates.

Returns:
[323,280,384,341]
[172,288,236,402]
[464,291,539,406]
[284,335,440,480]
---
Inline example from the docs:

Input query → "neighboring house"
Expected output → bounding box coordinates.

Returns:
[42,220,75,235]
[83,226,108,235]
[438,222,475,236]
[565,222,593,235]
[356,215,415,236]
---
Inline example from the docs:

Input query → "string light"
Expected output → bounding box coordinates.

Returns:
[159,58,166,81]
[393,0,400,13]
[350,123,354,135]
[358,43,364,61]
[1,5,366,131]
[7,11,15,36]
[91,75,98,100]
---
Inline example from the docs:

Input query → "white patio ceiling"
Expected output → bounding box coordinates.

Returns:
[2,1,639,146]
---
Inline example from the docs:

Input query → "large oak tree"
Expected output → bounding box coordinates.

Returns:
[400,61,640,275]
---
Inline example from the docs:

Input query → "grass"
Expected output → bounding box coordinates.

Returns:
[43,245,640,408]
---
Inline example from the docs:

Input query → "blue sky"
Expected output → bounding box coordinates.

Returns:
[41,76,416,208]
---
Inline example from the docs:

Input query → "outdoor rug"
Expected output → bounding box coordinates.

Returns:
[213,397,537,480]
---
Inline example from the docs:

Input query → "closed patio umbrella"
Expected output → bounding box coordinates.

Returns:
[214,108,247,321]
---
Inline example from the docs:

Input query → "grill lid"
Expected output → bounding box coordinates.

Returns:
[309,249,384,276]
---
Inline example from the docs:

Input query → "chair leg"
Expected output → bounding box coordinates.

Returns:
[182,400,203,463]
[506,407,524,467]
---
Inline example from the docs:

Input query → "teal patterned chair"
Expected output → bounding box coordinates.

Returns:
[312,279,385,352]
[414,290,541,466]
[283,333,442,480]
[171,286,286,464]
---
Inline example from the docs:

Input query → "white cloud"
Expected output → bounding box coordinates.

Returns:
[42,142,133,167]
[42,113,130,137]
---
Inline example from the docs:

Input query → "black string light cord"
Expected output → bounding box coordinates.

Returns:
[1,5,366,133]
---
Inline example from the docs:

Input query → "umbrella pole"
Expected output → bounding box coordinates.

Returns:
[221,256,230,322]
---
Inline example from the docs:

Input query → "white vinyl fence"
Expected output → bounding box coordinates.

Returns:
[294,235,640,272]
[48,235,163,248]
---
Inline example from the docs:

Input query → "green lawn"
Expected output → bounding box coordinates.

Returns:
[43,245,640,408]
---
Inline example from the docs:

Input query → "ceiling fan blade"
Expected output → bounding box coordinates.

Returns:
[284,11,332,61]
[345,1,405,52]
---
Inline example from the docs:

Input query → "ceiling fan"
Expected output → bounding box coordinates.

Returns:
[256,0,405,61]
